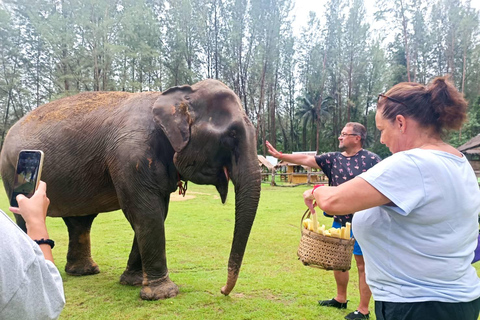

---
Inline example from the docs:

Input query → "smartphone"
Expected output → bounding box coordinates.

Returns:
[10,150,45,207]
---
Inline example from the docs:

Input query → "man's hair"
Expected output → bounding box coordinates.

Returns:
[345,122,366,147]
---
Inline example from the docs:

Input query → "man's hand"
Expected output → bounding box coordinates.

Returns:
[266,140,283,159]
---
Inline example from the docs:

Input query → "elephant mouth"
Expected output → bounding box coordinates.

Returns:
[216,166,230,203]
[175,155,230,203]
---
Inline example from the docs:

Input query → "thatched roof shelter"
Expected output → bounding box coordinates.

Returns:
[257,155,274,171]
[458,134,480,173]
[458,134,480,155]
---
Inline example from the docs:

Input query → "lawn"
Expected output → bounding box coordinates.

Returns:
[1,182,479,320]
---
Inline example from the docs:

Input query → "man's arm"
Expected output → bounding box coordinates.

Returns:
[266,141,320,168]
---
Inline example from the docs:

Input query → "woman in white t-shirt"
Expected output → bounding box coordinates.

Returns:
[304,76,480,320]
[0,181,65,320]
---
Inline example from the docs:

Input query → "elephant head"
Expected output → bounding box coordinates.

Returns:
[152,79,261,295]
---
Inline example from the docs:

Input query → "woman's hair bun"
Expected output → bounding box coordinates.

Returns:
[427,76,467,131]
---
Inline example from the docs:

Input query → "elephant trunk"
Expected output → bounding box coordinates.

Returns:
[221,155,260,295]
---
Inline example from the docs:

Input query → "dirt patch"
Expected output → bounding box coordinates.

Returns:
[170,191,212,202]
[170,193,196,201]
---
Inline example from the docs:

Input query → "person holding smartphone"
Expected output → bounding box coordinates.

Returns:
[0,181,65,320]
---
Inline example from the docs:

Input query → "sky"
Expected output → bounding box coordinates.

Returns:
[290,0,480,37]
[291,0,376,35]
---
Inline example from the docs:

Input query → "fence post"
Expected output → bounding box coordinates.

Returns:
[270,169,276,186]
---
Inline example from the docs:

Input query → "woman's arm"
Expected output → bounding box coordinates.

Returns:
[9,181,53,262]
[304,177,391,215]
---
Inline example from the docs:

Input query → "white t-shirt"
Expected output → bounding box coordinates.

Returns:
[0,210,65,319]
[354,148,480,303]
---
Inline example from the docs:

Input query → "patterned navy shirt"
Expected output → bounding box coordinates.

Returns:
[315,149,381,225]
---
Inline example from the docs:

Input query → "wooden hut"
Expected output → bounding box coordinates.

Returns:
[458,134,480,175]
[258,155,275,184]
[276,151,327,184]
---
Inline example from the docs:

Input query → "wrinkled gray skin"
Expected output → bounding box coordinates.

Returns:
[0,79,261,300]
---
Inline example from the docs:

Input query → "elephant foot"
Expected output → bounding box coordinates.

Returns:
[119,270,143,287]
[140,274,179,300]
[65,260,100,276]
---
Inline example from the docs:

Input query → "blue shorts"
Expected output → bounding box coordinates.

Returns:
[332,220,362,256]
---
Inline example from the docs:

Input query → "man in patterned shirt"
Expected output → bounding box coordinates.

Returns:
[266,122,381,320]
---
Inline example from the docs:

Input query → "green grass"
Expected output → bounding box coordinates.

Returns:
[1,183,479,319]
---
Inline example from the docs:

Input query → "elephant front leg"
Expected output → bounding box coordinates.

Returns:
[63,214,100,275]
[119,237,143,286]
[124,202,179,300]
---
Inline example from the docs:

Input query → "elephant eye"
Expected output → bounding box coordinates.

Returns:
[229,130,237,139]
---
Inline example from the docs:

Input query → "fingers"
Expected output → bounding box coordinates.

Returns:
[16,194,27,203]
[303,189,315,201]
[303,188,318,214]
[308,203,316,214]
[9,206,19,214]
[34,180,47,197]
[265,140,279,156]
[31,181,49,205]
[37,180,47,192]
[12,181,50,218]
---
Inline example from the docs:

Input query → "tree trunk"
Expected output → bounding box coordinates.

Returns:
[0,89,12,150]
[400,0,411,82]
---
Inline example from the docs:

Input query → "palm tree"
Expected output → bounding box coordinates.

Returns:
[296,95,333,151]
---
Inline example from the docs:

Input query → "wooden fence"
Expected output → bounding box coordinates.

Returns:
[261,171,328,186]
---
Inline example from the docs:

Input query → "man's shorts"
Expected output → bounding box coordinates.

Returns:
[332,220,362,256]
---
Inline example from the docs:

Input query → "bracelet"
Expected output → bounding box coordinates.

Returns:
[34,238,55,249]
[311,184,323,194]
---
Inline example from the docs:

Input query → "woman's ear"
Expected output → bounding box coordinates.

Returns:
[152,85,194,152]
[396,114,406,133]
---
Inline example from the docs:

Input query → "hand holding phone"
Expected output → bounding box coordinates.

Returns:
[9,180,50,225]
[10,150,45,207]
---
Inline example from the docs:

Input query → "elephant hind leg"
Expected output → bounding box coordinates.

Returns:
[119,236,143,286]
[63,214,100,275]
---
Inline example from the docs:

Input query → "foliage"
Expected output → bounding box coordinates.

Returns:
[0,0,479,153]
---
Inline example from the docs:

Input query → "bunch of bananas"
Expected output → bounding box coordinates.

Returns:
[303,218,351,240]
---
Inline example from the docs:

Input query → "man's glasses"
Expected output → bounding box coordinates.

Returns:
[339,133,358,137]
[377,94,410,109]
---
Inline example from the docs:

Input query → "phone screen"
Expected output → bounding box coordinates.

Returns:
[10,150,44,207]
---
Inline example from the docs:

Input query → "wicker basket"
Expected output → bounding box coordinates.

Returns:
[297,209,355,271]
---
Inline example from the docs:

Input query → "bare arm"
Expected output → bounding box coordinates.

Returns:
[304,177,391,215]
[265,140,320,168]
[9,181,53,262]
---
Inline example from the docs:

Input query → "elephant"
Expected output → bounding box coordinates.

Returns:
[0,79,261,300]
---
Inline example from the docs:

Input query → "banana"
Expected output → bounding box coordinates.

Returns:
[303,219,311,229]
[302,219,350,239]
[311,213,318,232]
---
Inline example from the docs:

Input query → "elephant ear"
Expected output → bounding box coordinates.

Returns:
[153,85,194,152]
